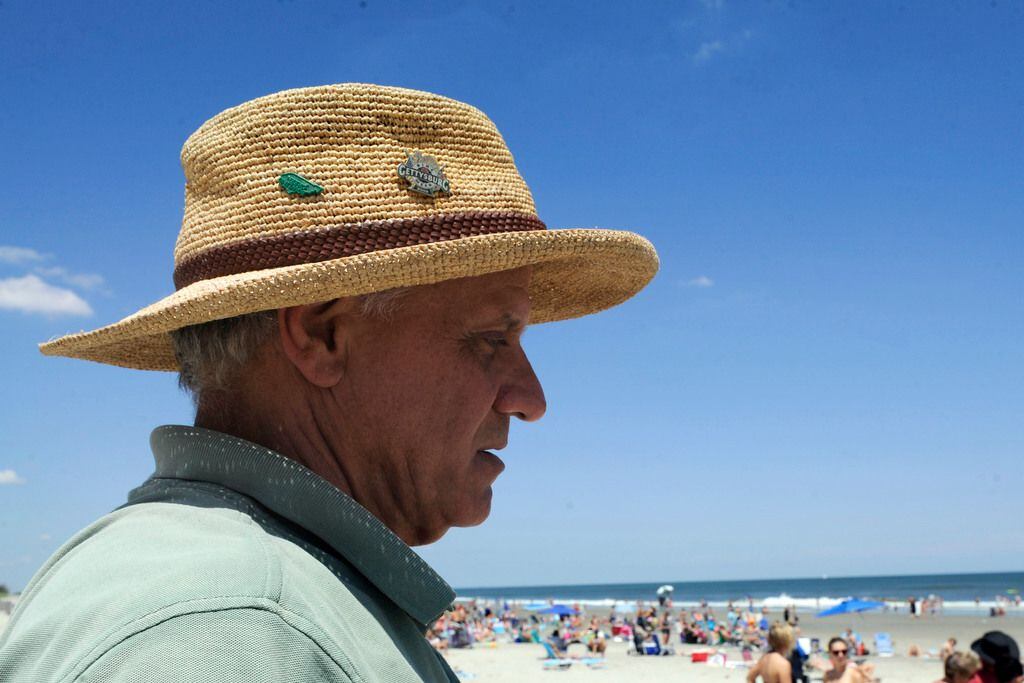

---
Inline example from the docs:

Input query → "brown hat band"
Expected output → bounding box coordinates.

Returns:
[173,211,547,290]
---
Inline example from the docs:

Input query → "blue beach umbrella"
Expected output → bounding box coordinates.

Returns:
[537,604,579,616]
[816,599,886,617]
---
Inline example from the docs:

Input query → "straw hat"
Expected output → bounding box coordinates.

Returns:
[40,84,658,371]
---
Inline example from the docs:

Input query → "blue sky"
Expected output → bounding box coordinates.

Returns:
[1,1,1021,592]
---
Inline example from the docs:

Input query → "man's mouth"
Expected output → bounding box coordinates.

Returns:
[476,449,506,474]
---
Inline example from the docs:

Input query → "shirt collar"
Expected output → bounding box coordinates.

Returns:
[148,425,455,625]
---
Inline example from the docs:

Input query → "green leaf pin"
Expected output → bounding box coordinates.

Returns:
[278,173,324,196]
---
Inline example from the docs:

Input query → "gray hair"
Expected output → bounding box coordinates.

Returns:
[170,288,409,403]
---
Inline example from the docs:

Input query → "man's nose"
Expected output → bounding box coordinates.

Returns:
[494,347,546,422]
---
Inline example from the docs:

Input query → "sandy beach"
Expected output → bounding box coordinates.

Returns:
[4,600,1022,681]
[442,611,1024,683]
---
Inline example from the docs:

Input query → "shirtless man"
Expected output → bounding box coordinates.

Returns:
[748,622,795,683]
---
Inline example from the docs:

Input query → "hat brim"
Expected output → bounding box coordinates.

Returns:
[39,228,658,371]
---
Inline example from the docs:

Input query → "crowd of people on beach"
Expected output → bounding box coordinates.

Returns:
[427,599,785,657]
[428,599,1024,683]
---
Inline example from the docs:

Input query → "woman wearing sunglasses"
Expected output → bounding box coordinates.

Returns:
[824,636,876,683]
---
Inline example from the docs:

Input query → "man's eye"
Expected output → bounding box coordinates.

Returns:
[481,334,509,349]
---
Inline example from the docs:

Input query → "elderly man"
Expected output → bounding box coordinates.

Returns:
[0,84,656,682]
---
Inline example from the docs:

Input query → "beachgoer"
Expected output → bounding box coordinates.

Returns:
[0,84,657,682]
[789,626,809,683]
[747,621,794,683]
[428,623,450,653]
[936,651,981,683]
[943,638,961,661]
[585,619,607,657]
[970,631,1023,683]
[824,636,876,683]
[632,615,648,654]
[548,629,570,657]
[659,608,672,645]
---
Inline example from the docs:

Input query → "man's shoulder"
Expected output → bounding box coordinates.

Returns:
[40,501,282,602]
[2,500,452,683]
[0,502,290,681]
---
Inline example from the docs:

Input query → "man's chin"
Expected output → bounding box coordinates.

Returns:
[450,487,495,528]
[451,487,494,530]
[410,489,493,546]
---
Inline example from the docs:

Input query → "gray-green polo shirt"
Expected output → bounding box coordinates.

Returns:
[0,426,459,682]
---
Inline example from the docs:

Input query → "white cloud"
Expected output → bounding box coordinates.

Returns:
[0,274,93,316]
[693,40,724,64]
[33,266,106,291]
[687,275,715,288]
[691,29,754,66]
[0,469,26,485]
[0,246,46,264]
[1,245,107,301]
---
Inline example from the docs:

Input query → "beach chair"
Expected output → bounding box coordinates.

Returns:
[874,632,894,657]
[642,636,662,655]
[541,642,573,670]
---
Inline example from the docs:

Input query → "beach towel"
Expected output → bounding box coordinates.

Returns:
[542,660,573,671]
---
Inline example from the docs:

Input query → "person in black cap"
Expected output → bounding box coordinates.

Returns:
[971,631,1023,683]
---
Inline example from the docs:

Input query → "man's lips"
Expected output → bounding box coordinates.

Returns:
[479,438,508,452]
[476,449,506,474]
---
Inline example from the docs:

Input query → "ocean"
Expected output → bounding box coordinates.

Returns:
[456,571,1024,614]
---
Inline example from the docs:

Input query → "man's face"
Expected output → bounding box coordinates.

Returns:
[333,267,545,544]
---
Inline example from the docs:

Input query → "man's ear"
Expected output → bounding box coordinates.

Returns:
[277,298,362,388]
